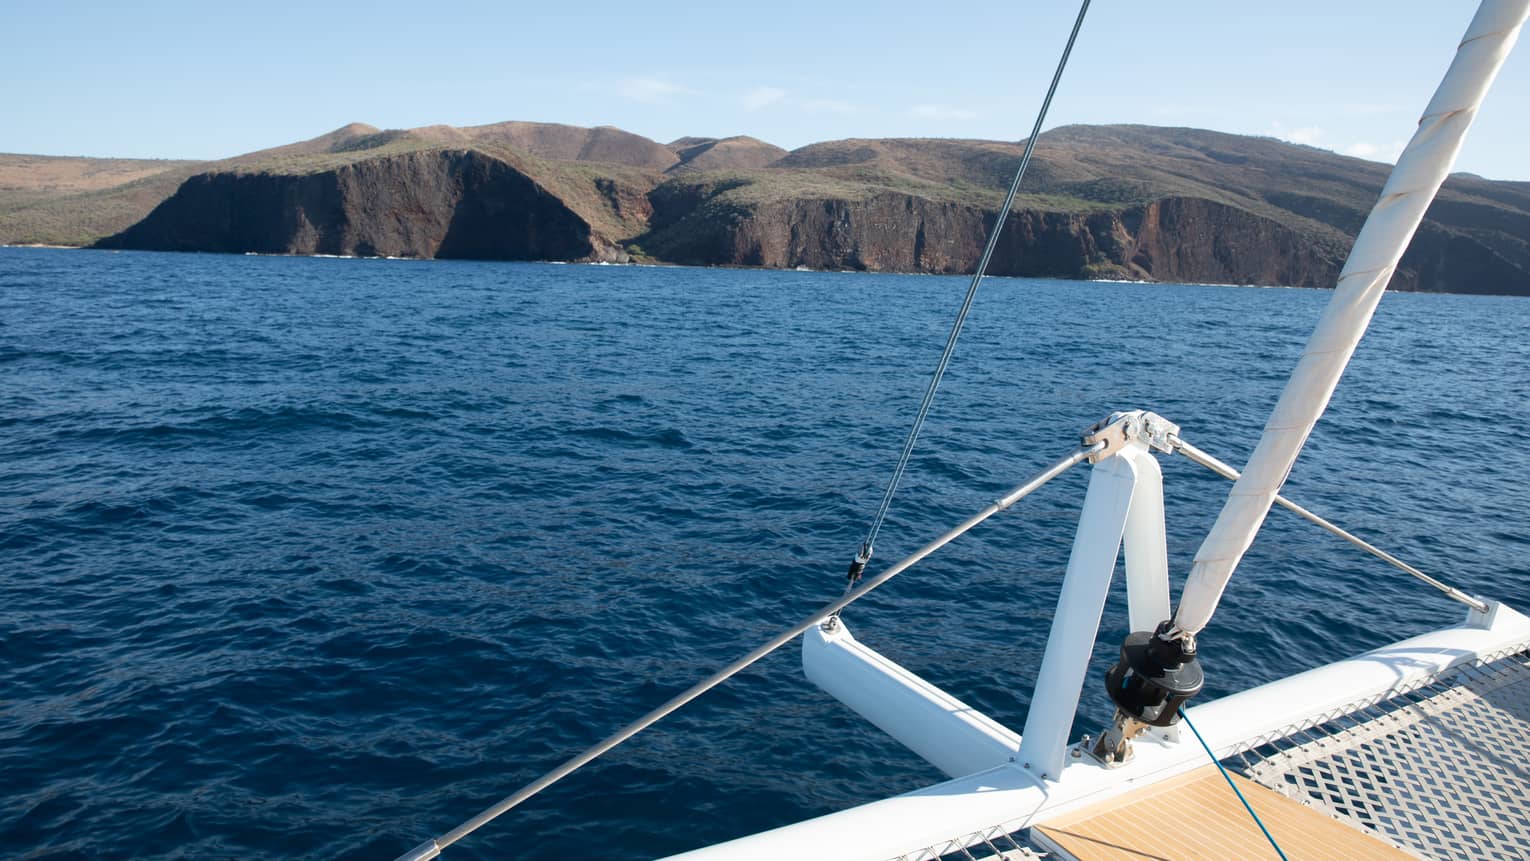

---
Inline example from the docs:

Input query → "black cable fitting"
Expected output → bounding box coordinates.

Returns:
[846,555,867,584]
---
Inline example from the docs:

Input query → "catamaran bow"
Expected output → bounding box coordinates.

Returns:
[392,2,1530,858]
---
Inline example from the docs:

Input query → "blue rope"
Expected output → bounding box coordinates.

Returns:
[1179,707,1289,861]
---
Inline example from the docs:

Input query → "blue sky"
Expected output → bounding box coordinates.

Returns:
[4,1,1527,180]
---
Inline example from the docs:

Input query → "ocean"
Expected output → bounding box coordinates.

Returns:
[4,247,1528,860]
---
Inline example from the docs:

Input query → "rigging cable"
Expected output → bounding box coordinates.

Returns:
[395,8,1101,858]
[1180,707,1289,861]
[393,446,1096,860]
[842,0,1093,596]
[1169,435,1487,613]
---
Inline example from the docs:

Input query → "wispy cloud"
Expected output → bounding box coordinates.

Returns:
[741,86,856,115]
[1271,120,1405,164]
[1280,125,1324,146]
[1342,140,1406,162]
[743,86,787,111]
[616,76,689,104]
[909,103,977,121]
[801,97,856,114]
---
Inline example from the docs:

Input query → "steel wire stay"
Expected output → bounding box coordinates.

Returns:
[396,420,1487,859]
[1169,435,1487,613]
[394,445,1095,860]
[847,0,1093,583]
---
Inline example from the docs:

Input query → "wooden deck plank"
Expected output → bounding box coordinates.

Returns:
[1034,766,1416,860]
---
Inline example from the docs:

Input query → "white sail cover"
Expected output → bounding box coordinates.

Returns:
[1175,0,1530,635]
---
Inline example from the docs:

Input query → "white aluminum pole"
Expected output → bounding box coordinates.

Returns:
[664,604,1530,861]
[1018,449,1139,779]
[803,621,1020,778]
[1176,0,1530,634]
[1121,446,1171,633]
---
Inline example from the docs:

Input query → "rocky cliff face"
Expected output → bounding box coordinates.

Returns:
[96,149,618,261]
[642,191,1346,286]
[71,121,1530,295]
[1122,197,1343,287]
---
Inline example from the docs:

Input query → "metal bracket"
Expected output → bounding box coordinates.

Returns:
[1081,414,1132,463]
[1087,710,1150,767]
[1138,412,1181,454]
[1082,411,1181,463]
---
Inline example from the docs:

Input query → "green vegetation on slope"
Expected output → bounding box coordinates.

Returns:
[4,121,1528,294]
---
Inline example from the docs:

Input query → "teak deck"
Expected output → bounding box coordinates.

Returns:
[1033,765,1414,860]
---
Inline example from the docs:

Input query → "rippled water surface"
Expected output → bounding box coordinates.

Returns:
[4,247,1529,859]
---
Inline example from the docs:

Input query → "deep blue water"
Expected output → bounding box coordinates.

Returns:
[3,246,1528,860]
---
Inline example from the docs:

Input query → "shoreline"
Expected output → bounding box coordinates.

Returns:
[5,244,1525,298]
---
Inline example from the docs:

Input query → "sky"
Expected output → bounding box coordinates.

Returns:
[3,0,1527,180]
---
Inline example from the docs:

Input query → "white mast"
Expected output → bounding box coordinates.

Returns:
[1174,0,1530,635]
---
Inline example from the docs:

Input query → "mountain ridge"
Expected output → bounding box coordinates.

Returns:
[3,121,1527,294]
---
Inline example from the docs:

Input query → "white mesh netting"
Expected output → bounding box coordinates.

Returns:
[1233,646,1530,860]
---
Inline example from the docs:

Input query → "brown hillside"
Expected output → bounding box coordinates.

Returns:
[0,154,202,195]
[0,123,389,246]
[641,125,1530,293]
[95,148,617,262]
[90,121,670,262]
[666,137,715,152]
[458,121,679,170]
[231,122,384,162]
[774,137,1025,190]
[9,120,1529,294]
[0,160,205,246]
[669,136,788,173]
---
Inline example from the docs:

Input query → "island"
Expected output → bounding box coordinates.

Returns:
[2,121,1526,295]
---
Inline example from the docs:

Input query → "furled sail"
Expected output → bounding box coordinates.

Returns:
[1175,0,1530,635]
